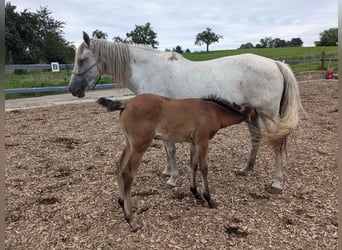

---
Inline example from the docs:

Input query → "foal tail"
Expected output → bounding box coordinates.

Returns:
[262,61,305,146]
[97,97,125,112]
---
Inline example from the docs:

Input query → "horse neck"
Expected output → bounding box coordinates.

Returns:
[125,46,165,93]
[129,46,160,62]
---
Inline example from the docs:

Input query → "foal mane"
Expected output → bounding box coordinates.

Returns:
[91,39,132,84]
[201,95,244,115]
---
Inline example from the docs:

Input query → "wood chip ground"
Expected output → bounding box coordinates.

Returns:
[5,80,338,249]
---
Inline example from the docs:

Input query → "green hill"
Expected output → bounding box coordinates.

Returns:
[183,46,338,72]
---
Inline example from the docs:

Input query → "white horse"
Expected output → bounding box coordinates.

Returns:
[69,31,304,194]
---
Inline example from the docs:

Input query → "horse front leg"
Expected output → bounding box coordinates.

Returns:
[236,113,260,175]
[161,141,179,189]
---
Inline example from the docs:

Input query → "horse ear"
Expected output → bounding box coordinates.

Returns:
[83,31,90,47]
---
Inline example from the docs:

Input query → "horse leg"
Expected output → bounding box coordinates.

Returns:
[162,142,178,189]
[189,143,202,201]
[122,141,152,232]
[236,113,260,176]
[117,145,130,208]
[266,142,284,194]
[197,142,216,208]
[161,142,172,178]
[261,115,284,194]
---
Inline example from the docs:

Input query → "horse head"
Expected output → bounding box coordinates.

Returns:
[68,32,101,98]
[233,102,256,124]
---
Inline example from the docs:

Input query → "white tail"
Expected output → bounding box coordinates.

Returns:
[261,61,305,146]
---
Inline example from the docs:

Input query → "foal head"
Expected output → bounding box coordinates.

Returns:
[233,102,256,124]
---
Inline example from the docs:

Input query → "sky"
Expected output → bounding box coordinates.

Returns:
[6,0,338,51]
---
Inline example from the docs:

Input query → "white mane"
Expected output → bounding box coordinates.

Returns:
[92,39,132,84]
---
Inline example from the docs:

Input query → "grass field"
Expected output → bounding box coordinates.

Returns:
[183,46,338,72]
[5,46,338,99]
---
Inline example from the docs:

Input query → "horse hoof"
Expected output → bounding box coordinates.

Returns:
[265,185,282,194]
[130,223,141,233]
[235,170,247,176]
[162,183,175,189]
[160,173,170,179]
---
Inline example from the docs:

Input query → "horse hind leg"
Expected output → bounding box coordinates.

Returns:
[236,112,260,176]
[265,142,284,194]
[161,142,179,189]
[261,115,284,194]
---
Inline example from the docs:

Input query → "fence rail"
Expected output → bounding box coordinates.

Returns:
[5,64,74,70]
[5,63,116,94]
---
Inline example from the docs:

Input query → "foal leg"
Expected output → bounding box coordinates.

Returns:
[189,143,202,201]
[162,142,178,189]
[117,145,130,208]
[121,147,149,232]
[236,113,260,175]
[197,142,216,208]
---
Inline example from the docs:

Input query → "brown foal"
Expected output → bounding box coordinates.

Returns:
[97,93,256,231]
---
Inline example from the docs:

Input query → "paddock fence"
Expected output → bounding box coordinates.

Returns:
[5,64,116,94]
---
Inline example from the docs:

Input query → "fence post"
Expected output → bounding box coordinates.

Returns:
[320,51,325,69]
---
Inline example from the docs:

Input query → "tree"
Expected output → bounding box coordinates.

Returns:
[289,38,303,47]
[113,36,127,43]
[126,22,159,48]
[92,29,108,39]
[5,3,74,64]
[239,42,254,49]
[195,27,223,52]
[173,45,183,53]
[315,28,338,46]
[259,37,273,48]
[5,3,26,64]
[272,38,286,48]
[35,7,75,63]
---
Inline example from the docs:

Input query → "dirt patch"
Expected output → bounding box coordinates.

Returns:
[5,80,338,249]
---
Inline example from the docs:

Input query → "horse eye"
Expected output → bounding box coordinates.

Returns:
[79,58,87,65]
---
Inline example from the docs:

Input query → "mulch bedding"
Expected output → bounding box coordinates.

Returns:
[5,80,337,249]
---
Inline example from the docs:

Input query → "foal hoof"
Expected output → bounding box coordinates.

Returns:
[118,198,124,208]
[160,173,170,179]
[265,184,283,194]
[162,183,176,190]
[208,200,217,209]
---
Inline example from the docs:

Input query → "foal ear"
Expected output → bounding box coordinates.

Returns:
[83,31,90,47]
[233,102,241,110]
